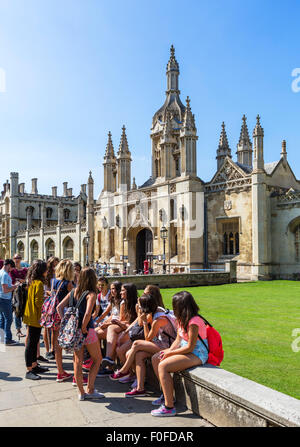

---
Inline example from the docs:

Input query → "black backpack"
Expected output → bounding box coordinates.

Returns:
[12,283,28,318]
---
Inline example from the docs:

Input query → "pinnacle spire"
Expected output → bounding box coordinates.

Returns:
[216,122,231,170]
[237,115,253,167]
[253,114,264,137]
[182,96,196,132]
[238,115,252,146]
[219,122,230,150]
[166,44,180,93]
[167,45,179,70]
[104,131,115,160]
[117,125,130,157]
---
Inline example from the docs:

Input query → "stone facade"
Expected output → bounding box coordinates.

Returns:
[0,174,91,264]
[1,46,300,280]
[94,47,300,280]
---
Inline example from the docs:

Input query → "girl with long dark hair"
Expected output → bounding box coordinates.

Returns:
[110,292,174,397]
[150,291,208,417]
[23,260,48,380]
[100,283,138,373]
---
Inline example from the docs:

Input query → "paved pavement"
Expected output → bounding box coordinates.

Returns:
[0,331,212,428]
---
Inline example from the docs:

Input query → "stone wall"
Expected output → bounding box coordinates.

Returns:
[105,270,234,289]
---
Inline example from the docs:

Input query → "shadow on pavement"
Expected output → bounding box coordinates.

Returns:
[0,371,23,382]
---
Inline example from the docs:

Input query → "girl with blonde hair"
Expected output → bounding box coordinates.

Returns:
[51,259,74,382]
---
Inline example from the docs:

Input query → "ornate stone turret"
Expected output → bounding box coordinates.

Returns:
[180,96,198,177]
[216,122,231,170]
[151,46,188,181]
[103,131,117,192]
[117,125,132,192]
[166,44,180,94]
[237,115,253,168]
[252,115,264,172]
[152,45,186,127]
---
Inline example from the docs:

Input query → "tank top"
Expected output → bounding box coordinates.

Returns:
[51,278,70,303]
[72,290,94,330]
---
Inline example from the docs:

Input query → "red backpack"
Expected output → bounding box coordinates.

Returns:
[197,314,224,366]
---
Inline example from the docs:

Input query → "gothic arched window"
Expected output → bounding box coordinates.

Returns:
[64,209,70,221]
[46,207,53,219]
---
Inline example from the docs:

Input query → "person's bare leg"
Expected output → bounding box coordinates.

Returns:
[135,351,150,391]
[86,341,102,394]
[158,354,202,408]
[119,341,159,374]
[43,328,50,353]
[116,339,132,365]
[151,351,161,379]
[74,348,84,396]
[53,330,64,375]
[105,324,122,360]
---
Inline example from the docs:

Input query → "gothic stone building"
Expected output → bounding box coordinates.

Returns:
[0,174,94,265]
[94,46,300,280]
[1,46,300,280]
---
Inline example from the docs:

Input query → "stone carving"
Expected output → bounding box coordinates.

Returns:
[224,200,232,211]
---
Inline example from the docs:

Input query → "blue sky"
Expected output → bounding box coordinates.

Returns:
[0,0,300,198]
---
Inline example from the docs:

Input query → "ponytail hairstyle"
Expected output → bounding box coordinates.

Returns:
[172,291,199,334]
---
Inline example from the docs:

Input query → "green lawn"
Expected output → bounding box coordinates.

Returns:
[145,281,300,400]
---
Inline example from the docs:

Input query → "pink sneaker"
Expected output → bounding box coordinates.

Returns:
[72,376,88,387]
[109,370,129,381]
[151,404,177,417]
[56,372,72,382]
[82,358,93,371]
[125,388,147,398]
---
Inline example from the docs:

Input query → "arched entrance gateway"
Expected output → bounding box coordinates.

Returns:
[136,228,153,273]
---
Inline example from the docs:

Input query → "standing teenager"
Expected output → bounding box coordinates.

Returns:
[23,260,49,380]
[57,267,104,401]
[51,259,74,382]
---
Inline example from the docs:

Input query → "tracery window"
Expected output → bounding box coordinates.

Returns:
[221,220,239,256]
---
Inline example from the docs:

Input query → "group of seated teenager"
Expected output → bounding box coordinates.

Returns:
[77,276,209,417]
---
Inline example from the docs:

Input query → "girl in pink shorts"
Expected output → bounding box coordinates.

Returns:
[57,268,105,401]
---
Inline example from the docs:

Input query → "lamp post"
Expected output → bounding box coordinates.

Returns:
[85,232,90,266]
[160,225,168,274]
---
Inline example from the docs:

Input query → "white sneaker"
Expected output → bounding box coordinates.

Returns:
[78,394,85,401]
[84,390,105,400]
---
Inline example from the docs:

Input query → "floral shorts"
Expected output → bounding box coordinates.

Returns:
[84,328,98,345]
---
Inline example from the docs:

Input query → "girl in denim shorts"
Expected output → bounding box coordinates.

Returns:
[150,291,208,417]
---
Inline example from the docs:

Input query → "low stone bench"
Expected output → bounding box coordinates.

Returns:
[147,363,300,427]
